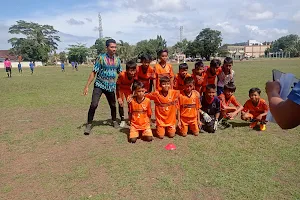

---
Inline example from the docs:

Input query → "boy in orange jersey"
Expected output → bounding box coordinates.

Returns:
[136,54,155,93]
[241,88,269,131]
[174,63,191,90]
[146,76,180,139]
[218,83,243,129]
[116,61,137,127]
[192,61,205,93]
[154,49,174,91]
[128,81,153,143]
[201,59,222,93]
[177,77,201,137]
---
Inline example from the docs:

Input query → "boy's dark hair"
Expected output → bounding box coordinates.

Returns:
[195,61,204,68]
[249,88,261,95]
[224,82,236,92]
[179,63,188,70]
[160,76,170,84]
[106,39,116,47]
[141,54,152,62]
[206,84,216,91]
[126,60,137,70]
[132,80,144,91]
[184,77,194,85]
[210,59,221,68]
[224,57,233,65]
[157,49,168,57]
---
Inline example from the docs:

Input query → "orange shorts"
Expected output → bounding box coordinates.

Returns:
[117,90,132,101]
[156,125,176,138]
[179,119,199,136]
[129,126,153,139]
[242,113,266,121]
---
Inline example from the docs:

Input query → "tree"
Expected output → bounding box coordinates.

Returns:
[92,37,111,54]
[173,39,189,54]
[118,40,135,63]
[8,20,60,62]
[269,34,300,57]
[59,51,67,62]
[67,43,89,64]
[185,41,198,58]
[194,28,222,60]
[134,35,167,59]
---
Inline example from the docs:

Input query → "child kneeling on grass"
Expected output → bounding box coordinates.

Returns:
[200,84,221,133]
[178,77,201,137]
[218,83,243,129]
[241,88,269,131]
[128,81,153,143]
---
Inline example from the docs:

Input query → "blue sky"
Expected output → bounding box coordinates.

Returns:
[1,0,300,51]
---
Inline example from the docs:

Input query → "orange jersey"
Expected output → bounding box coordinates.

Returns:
[174,73,191,91]
[146,90,179,127]
[192,69,205,92]
[202,67,221,86]
[179,90,201,121]
[218,94,241,109]
[129,97,152,130]
[116,71,135,94]
[136,65,155,92]
[242,99,269,117]
[154,63,174,91]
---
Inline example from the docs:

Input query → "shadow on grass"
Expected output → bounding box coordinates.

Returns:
[230,122,250,128]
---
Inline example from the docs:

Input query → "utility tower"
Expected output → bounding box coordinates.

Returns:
[180,26,183,42]
[98,12,103,39]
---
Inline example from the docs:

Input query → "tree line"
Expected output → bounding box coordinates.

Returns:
[8,20,300,64]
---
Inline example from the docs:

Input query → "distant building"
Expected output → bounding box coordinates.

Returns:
[226,46,245,60]
[0,50,17,62]
[244,44,271,58]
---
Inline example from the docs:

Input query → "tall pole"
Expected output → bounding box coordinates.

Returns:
[98,12,103,39]
[180,26,183,42]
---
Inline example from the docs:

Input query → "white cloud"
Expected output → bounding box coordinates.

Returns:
[123,0,191,12]
[216,22,240,34]
[66,18,85,25]
[293,11,300,22]
[245,25,288,36]
[240,2,274,20]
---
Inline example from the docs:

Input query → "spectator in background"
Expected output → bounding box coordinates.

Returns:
[18,62,22,74]
[29,61,34,75]
[266,81,300,129]
[4,58,12,78]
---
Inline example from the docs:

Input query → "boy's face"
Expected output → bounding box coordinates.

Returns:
[224,89,234,99]
[223,63,232,73]
[107,43,117,55]
[210,67,219,75]
[184,83,194,94]
[127,68,136,78]
[179,69,188,78]
[160,81,171,92]
[160,52,168,63]
[249,92,260,103]
[206,88,216,99]
[135,88,146,98]
[195,67,205,75]
[142,60,150,68]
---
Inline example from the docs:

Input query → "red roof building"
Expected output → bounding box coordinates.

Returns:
[0,50,17,61]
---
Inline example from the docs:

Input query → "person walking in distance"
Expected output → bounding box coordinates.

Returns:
[4,58,12,78]
[83,39,122,135]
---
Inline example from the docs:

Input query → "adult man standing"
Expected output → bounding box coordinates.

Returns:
[4,58,12,78]
[83,39,122,135]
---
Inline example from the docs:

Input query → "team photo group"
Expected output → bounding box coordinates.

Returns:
[83,39,269,143]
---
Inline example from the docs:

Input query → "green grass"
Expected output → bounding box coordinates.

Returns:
[0,59,300,200]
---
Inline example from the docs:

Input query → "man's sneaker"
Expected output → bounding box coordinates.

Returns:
[84,124,92,135]
[112,121,119,128]
[120,121,126,128]
[249,121,258,129]
[260,123,266,131]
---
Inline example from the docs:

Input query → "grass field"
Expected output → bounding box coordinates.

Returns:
[1,58,300,200]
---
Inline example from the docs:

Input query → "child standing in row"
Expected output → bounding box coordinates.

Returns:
[174,63,190,90]
[192,61,205,93]
[154,50,174,91]
[136,55,155,93]
[201,59,221,94]
[128,81,153,143]
[217,57,235,96]
[116,61,137,127]
[241,88,269,131]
